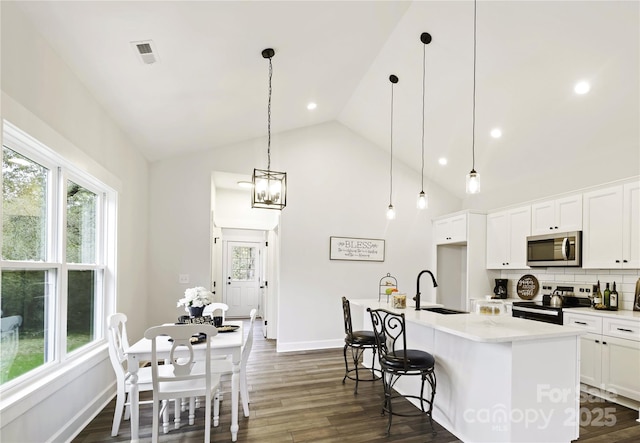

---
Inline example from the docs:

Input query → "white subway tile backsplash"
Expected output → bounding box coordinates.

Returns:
[500,268,640,307]
[584,269,601,275]
[619,269,640,275]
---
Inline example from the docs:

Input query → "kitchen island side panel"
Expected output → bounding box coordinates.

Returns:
[510,336,580,443]
[431,328,513,442]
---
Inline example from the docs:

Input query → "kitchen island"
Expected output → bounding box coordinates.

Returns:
[350,299,586,443]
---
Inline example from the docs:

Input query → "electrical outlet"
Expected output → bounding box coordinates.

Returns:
[179,274,190,284]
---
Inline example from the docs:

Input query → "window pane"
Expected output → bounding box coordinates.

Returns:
[2,146,48,261]
[1,270,50,385]
[66,270,97,353]
[66,181,97,264]
[231,246,256,281]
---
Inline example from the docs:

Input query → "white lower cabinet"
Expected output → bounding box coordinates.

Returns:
[565,312,640,403]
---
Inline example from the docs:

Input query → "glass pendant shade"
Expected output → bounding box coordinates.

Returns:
[417,191,427,209]
[466,169,481,194]
[386,204,396,220]
[252,168,287,210]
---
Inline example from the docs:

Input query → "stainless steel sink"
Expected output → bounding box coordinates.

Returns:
[421,307,469,315]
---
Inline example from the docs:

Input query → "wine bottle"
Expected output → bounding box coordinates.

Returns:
[603,282,611,308]
[594,280,602,307]
[610,282,618,310]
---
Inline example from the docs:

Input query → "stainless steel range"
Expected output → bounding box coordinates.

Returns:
[512,283,592,325]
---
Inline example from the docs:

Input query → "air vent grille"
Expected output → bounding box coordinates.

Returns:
[130,40,159,65]
[136,43,153,55]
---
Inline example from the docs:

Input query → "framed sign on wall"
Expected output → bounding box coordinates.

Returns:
[329,236,385,262]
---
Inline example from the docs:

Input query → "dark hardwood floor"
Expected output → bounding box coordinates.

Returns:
[74,319,640,442]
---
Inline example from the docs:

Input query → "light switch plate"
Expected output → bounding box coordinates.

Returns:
[179,274,189,284]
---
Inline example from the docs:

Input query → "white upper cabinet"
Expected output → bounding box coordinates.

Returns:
[486,206,531,269]
[433,214,467,245]
[531,195,582,235]
[583,182,640,268]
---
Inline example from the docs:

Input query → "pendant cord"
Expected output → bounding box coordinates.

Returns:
[471,0,477,171]
[267,56,273,171]
[421,40,426,192]
[389,81,394,205]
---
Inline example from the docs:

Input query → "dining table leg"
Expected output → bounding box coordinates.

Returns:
[231,360,240,441]
[128,355,140,442]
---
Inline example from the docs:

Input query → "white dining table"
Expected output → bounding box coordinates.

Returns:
[125,320,243,442]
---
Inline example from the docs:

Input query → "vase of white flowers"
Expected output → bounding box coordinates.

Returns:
[177,286,213,317]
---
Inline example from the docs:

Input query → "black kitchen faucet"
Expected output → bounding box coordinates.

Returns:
[415,269,438,310]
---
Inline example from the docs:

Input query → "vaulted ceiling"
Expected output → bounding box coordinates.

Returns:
[11,1,640,202]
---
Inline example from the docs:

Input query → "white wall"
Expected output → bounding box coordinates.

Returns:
[214,187,278,230]
[1,3,149,441]
[148,120,462,351]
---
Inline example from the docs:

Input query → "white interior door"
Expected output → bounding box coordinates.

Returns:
[224,241,261,317]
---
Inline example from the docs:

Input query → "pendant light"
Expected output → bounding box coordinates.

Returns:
[466,0,481,194]
[417,32,432,209]
[252,48,287,210]
[386,74,398,220]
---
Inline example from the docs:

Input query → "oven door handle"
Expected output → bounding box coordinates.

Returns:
[512,306,560,316]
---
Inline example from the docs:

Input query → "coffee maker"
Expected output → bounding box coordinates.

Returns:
[493,279,508,299]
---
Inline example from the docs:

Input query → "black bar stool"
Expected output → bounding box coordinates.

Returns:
[341,297,381,394]
[367,307,437,435]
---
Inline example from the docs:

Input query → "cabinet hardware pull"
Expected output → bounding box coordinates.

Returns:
[615,260,620,263]
[595,340,600,343]
[575,321,587,325]
[603,342,607,345]
[617,328,633,332]
[623,259,628,263]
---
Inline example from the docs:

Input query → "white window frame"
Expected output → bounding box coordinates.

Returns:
[1,121,117,392]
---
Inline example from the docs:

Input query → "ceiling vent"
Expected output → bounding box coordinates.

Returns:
[130,40,159,65]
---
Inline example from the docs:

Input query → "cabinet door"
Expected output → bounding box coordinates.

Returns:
[506,206,531,268]
[601,336,640,402]
[434,214,467,245]
[583,186,623,268]
[433,219,451,245]
[579,333,602,388]
[531,201,555,235]
[486,212,508,268]
[556,195,582,232]
[449,214,467,243]
[622,182,640,268]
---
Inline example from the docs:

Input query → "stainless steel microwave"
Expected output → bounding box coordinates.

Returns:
[526,231,582,267]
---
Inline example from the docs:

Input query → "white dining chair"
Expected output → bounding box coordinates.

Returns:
[144,324,222,443]
[107,313,154,436]
[202,302,229,322]
[211,308,257,422]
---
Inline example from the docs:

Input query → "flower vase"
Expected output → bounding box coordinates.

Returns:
[188,306,204,318]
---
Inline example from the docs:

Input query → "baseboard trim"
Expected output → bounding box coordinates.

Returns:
[276,338,343,353]
[56,383,115,443]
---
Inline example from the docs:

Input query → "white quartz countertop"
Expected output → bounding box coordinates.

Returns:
[351,299,586,344]
[563,307,640,321]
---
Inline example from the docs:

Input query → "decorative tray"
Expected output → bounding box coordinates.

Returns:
[516,274,539,300]
[217,325,240,333]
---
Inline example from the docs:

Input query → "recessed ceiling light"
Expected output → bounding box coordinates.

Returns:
[438,157,448,166]
[307,102,317,110]
[490,128,502,138]
[574,81,590,95]
[237,181,253,189]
